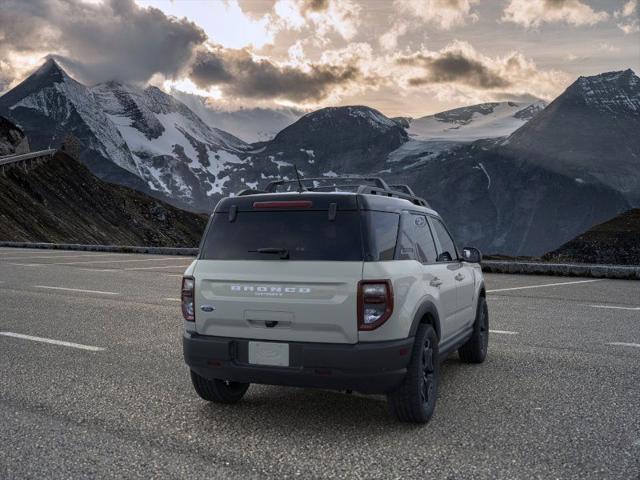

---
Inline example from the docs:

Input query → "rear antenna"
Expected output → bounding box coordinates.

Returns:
[293,163,304,193]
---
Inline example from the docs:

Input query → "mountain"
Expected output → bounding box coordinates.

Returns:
[247,106,408,178]
[172,91,301,143]
[0,116,29,155]
[0,59,251,212]
[543,209,640,265]
[407,101,546,142]
[1,61,636,256]
[503,69,640,203]
[0,147,206,245]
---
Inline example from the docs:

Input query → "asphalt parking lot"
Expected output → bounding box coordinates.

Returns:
[0,247,638,479]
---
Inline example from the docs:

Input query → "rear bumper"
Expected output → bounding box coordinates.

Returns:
[183,332,414,394]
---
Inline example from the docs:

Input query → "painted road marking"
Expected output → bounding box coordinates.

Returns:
[78,268,119,272]
[606,342,640,349]
[490,330,519,335]
[589,305,640,311]
[11,257,186,266]
[0,332,105,352]
[165,298,181,302]
[124,265,190,271]
[34,285,119,295]
[0,253,122,261]
[487,279,601,293]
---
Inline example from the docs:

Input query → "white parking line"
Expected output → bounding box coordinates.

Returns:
[124,265,190,271]
[165,298,181,302]
[11,257,185,266]
[490,330,519,335]
[589,305,640,311]
[34,285,119,295]
[606,342,640,349]
[0,332,105,351]
[487,279,601,293]
[0,253,122,261]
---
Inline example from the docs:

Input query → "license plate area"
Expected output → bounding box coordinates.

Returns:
[248,341,290,367]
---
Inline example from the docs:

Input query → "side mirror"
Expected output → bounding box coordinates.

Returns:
[461,247,482,263]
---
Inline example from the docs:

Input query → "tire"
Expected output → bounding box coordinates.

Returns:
[458,296,489,364]
[190,370,250,404]
[387,324,440,424]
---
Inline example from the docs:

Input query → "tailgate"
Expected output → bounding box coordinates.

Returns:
[194,260,362,344]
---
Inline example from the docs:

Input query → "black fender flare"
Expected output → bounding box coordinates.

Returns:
[409,301,442,340]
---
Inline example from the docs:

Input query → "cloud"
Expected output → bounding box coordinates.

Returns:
[0,0,205,85]
[398,54,509,89]
[614,0,639,34]
[395,41,569,102]
[396,0,479,30]
[379,22,409,51]
[273,0,361,40]
[189,46,362,102]
[501,0,609,27]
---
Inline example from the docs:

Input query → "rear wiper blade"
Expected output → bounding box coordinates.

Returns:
[249,247,290,259]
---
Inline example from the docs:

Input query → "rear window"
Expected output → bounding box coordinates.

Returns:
[200,211,364,261]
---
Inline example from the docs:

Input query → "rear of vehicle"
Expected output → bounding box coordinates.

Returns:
[182,193,413,395]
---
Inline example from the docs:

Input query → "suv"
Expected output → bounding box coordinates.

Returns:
[182,177,488,423]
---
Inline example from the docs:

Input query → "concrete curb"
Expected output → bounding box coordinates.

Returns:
[1,242,638,279]
[0,241,198,256]
[482,260,640,280]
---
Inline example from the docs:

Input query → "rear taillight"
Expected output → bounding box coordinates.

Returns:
[182,276,195,322]
[357,280,393,331]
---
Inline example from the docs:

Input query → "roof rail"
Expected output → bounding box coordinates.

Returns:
[388,184,416,196]
[265,176,390,192]
[357,186,429,207]
[240,175,430,207]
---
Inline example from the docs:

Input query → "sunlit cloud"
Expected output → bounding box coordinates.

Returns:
[396,0,479,30]
[136,0,276,49]
[614,0,639,34]
[501,0,609,28]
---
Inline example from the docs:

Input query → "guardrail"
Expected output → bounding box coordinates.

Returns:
[482,260,640,280]
[0,241,198,256]
[0,149,57,170]
[1,242,639,279]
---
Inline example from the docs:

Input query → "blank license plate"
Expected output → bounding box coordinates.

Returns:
[248,341,289,367]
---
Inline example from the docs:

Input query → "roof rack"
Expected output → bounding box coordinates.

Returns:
[238,175,430,207]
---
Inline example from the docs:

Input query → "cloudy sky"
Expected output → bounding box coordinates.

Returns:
[1,0,638,116]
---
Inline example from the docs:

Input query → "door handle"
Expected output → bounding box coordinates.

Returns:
[455,273,465,281]
[430,277,443,287]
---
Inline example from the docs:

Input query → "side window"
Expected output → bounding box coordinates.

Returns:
[430,218,458,262]
[412,215,438,264]
[365,211,399,261]
[394,213,438,263]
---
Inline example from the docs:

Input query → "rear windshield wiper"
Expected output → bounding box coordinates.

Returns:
[249,247,290,259]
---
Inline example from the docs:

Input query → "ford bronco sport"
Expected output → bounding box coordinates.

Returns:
[182,177,488,423]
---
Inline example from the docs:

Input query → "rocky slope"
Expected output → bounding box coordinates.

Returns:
[544,209,640,265]
[503,69,640,204]
[0,116,29,156]
[0,150,206,246]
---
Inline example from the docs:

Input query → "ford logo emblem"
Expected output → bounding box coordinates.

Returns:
[200,305,215,312]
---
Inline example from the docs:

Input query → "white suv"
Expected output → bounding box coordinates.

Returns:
[182,177,488,423]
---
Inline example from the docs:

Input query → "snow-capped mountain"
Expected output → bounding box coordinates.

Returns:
[172,90,302,143]
[0,59,137,175]
[503,69,640,203]
[0,59,253,211]
[407,101,546,142]
[1,60,636,256]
